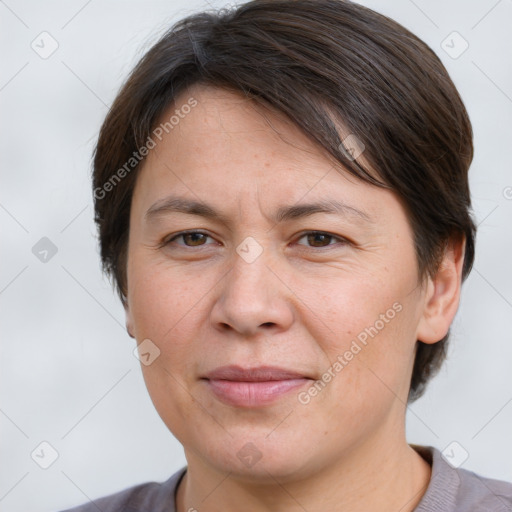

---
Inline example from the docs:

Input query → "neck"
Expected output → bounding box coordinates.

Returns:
[176,434,432,512]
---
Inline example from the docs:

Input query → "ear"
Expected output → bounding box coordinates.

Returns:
[416,237,465,344]
[124,300,136,339]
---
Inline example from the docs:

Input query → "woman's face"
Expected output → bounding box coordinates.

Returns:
[125,84,430,480]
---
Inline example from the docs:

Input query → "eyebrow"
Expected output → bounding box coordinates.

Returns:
[144,195,373,225]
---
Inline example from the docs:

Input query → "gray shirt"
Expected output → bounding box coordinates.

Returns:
[59,445,512,511]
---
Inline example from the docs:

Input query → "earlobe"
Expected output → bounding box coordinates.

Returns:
[124,301,136,339]
[416,237,465,344]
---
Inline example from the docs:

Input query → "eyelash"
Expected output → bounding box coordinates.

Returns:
[162,230,350,250]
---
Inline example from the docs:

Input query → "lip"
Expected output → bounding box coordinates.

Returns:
[202,365,313,407]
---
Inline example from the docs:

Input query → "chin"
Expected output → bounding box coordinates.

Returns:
[193,431,318,483]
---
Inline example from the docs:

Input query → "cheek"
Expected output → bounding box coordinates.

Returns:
[289,266,408,351]
[324,298,419,417]
[128,255,212,341]
[128,261,211,437]
[293,263,419,401]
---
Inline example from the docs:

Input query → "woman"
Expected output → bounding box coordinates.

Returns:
[63,0,512,510]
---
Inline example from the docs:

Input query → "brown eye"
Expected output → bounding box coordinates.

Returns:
[297,231,348,249]
[182,233,208,246]
[166,231,213,247]
[307,233,332,247]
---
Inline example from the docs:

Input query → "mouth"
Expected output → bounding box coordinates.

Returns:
[201,365,313,407]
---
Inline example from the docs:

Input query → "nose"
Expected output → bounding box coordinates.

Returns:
[210,243,294,337]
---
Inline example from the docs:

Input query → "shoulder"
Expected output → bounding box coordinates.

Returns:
[413,445,512,512]
[57,467,186,512]
[455,462,512,511]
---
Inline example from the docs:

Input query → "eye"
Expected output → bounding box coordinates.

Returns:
[164,231,216,247]
[162,230,349,250]
[296,231,348,249]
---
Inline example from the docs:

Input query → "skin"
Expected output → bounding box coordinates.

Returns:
[124,83,465,511]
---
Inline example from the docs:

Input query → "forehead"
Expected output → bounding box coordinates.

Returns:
[152,84,338,177]
[130,84,403,230]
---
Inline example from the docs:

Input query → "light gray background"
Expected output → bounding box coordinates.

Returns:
[1,0,511,511]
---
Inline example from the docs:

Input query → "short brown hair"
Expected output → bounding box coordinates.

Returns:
[92,0,476,402]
